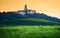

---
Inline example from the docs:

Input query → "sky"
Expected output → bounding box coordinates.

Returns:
[0,0,60,18]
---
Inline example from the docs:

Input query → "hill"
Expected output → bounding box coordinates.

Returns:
[0,10,60,26]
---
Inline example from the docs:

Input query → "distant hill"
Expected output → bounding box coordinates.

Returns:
[0,10,60,26]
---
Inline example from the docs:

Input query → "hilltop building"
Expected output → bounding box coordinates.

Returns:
[17,4,36,15]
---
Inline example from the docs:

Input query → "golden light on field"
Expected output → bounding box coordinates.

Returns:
[0,0,60,18]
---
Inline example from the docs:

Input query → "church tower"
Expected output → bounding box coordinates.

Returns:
[24,4,28,14]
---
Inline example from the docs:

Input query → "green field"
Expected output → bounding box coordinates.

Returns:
[0,25,60,38]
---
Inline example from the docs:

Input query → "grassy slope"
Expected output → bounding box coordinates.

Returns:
[0,26,60,38]
[1,18,59,25]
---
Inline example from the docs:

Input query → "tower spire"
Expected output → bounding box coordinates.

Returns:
[24,4,28,14]
[24,4,27,10]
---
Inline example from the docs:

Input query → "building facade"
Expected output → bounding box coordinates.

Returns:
[17,4,36,15]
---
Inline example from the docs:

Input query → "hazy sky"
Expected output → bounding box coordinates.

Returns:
[0,0,60,18]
